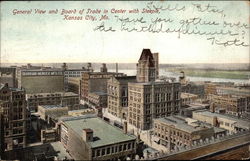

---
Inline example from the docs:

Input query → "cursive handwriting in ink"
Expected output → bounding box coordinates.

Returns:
[93,22,116,32]
[192,3,225,17]
[207,37,249,47]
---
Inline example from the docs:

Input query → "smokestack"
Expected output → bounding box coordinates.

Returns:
[123,121,127,134]
[116,63,118,73]
[153,53,159,79]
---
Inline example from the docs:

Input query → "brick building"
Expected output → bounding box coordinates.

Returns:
[153,115,214,151]
[208,94,248,116]
[81,64,125,100]
[127,49,181,130]
[0,83,27,151]
[26,92,79,112]
[107,76,136,119]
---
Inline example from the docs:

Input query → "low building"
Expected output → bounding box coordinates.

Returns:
[41,128,58,143]
[153,115,214,151]
[26,92,79,112]
[180,93,198,106]
[180,103,208,117]
[68,108,96,117]
[59,115,137,160]
[88,92,108,108]
[38,105,68,122]
[192,110,250,134]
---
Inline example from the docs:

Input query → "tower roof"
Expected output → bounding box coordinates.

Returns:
[139,49,155,67]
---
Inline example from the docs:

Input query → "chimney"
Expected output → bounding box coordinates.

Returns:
[153,53,159,79]
[123,121,128,134]
[100,63,108,73]
[82,128,93,142]
[116,63,118,73]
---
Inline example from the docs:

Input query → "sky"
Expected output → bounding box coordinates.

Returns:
[1,1,249,64]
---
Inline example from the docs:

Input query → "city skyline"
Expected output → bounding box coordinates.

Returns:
[1,1,249,64]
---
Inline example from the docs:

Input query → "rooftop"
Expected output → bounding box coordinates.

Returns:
[26,92,78,98]
[39,105,67,109]
[155,115,211,133]
[62,116,136,148]
[193,110,250,129]
[90,91,107,96]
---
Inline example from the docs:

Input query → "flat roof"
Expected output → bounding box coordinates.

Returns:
[155,116,211,133]
[26,92,78,97]
[193,110,250,128]
[63,116,136,148]
[39,105,67,109]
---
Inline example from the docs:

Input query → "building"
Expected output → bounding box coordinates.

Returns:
[192,110,250,134]
[62,62,93,91]
[17,68,65,94]
[180,93,198,106]
[180,103,208,117]
[88,92,108,108]
[0,67,17,88]
[180,82,205,98]
[127,49,181,130]
[68,108,96,117]
[67,77,81,95]
[81,64,125,100]
[107,76,136,119]
[153,115,214,151]
[26,92,79,112]
[0,83,27,151]
[59,115,137,160]
[208,94,248,116]
[37,105,68,121]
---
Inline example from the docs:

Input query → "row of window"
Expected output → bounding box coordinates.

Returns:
[93,142,135,157]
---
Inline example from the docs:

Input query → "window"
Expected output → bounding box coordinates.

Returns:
[119,145,122,152]
[107,147,110,154]
[128,143,131,150]
[97,149,100,156]
[102,149,105,156]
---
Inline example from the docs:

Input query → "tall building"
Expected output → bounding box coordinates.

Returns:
[107,76,136,119]
[0,83,27,151]
[81,64,125,101]
[17,68,65,94]
[0,67,17,88]
[128,49,181,130]
[62,62,93,91]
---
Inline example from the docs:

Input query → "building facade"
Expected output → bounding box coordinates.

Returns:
[81,65,125,100]
[88,92,108,108]
[26,92,79,112]
[153,115,214,151]
[180,93,198,106]
[208,94,248,116]
[107,76,136,119]
[17,68,65,94]
[0,84,27,151]
[192,110,250,134]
